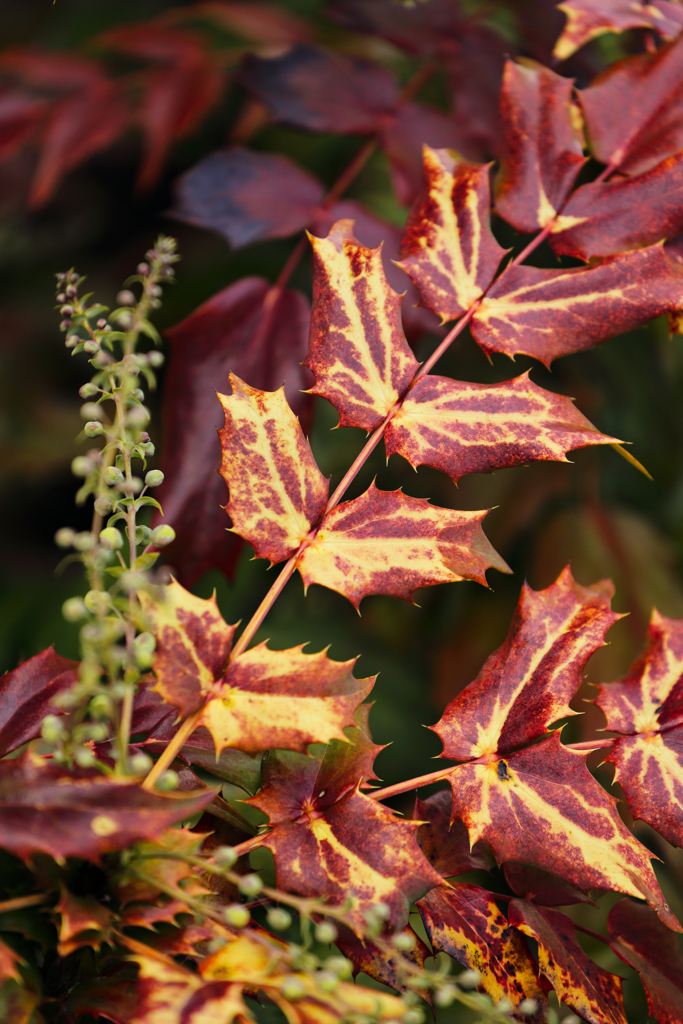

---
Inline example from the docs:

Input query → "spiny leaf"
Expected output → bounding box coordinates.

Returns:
[509,899,628,1024]
[578,34,683,176]
[334,923,429,994]
[398,147,506,322]
[385,372,616,483]
[433,567,619,759]
[139,578,235,717]
[553,0,683,61]
[200,645,373,755]
[470,244,683,366]
[412,790,494,878]
[608,898,683,1024]
[0,647,78,757]
[142,724,262,794]
[417,883,547,1016]
[550,151,683,260]
[595,610,683,848]
[55,889,112,957]
[503,861,594,907]
[297,483,509,609]
[306,220,418,431]
[494,59,586,233]
[218,375,328,564]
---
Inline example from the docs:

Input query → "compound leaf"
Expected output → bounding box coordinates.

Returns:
[608,898,683,1024]
[297,483,509,609]
[0,647,78,757]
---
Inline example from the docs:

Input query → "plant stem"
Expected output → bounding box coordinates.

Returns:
[0,893,51,915]
[230,553,300,659]
[141,705,204,791]
[369,766,457,801]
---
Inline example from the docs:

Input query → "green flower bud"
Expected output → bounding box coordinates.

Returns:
[148,351,164,367]
[121,476,143,495]
[75,747,97,768]
[266,908,292,931]
[117,289,135,306]
[41,715,65,743]
[434,986,456,1008]
[458,969,481,989]
[281,977,305,1001]
[214,845,238,868]
[83,340,99,355]
[55,527,76,548]
[145,469,164,488]
[314,922,337,944]
[71,456,94,477]
[89,694,114,720]
[150,525,175,547]
[84,589,111,614]
[87,723,109,743]
[80,402,102,420]
[518,999,539,1016]
[73,532,95,551]
[99,527,123,551]
[238,873,263,897]
[84,421,104,438]
[126,406,150,428]
[224,904,250,928]
[316,971,339,993]
[130,752,153,775]
[63,597,87,622]
[392,931,415,951]
[94,495,113,516]
[65,335,80,348]
[133,632,156,654]
[496,998,513,1014]
[157,770,179,791]
[131,388,145,401]
[79,383,99,399]
[325,957,352,979]
[402,1010,425,1024]
[104,466,124,485]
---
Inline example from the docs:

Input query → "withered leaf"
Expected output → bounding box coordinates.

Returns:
[155,276,312,586]
[503,861,593,907]
[398,147,506,322]
[218,375,328,565]
[0,754,213,863]
[553,0,683,60]
[0,646,78,757]
[385,372,615,483]
[139,578,235,718]
[509,899,628,1024]
[595,610,683,848]
[297,484,509,609]
[578,35,683,176]
[306,220,419,431]
[609,898,683,1024]
[470,244,683,366]
[551,152,683,260]
[417,883,546,1016]
[494,59,586,234]
[412,790,494,878]
[171,147,325,248]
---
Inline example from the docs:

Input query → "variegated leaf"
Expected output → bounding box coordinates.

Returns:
[609,899,683,1024]
[470,244,683,366]
[398,146,506,322]
[503,861,594,907]
[412,789,494,878]
[334,924,429,994]
[417,883,546,1017]
[595,610,683,848]
[297,483,509,609]
[433,568,619,759]
[218,374,328,564]
[385,372,616,482]
[509,900,628,1024]
[495,59,586,234]
[553,0,683,61]
[306,219,418,431]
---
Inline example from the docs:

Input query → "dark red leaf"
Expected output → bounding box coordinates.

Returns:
[0,647,78,758]
[154,276,313,586]
[503,862,594,906]
[378,102,463,207]
[412,790,494,877]
[0,50,105,90]
[326,0,467,54]
[443,26,508,160]
[0,90,45,160]
[334,923,430,993]
[172,147,324,248]
[190,2,314,46]
[608,899,683,1024]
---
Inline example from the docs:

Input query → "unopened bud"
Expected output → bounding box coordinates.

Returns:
[315,922,338,944]
[392,931,415,951]
[458,969,481,989]
[56,292,66,302]
[117,290,135,305]
[71,456,94,477]
[65,285,77,298]
[150,525,175,547]
[99,527,123,551]
[60,320,71,332]
[325,957,352,979]
[55,527,76,548]
[60,305,73,316]
[121,476,142,495]
[104,466,124,485]
[435,986,456,1008]
[157,770,179,791]
[94,495,113,516]
[402,1011,424,1024]
[63,597,87,621]
[89,694,113,720]
[137,262,150,275]
[145,470,164,488]
[126,406,150,428]
[267,908,292,931]
[84,421,104,438]
[83,340,99,355]
[130,752,153,774]
[79,383,99,399]
[519,999,539,1016]
[41,715,65,743]
[238,873,263,897]
[148,351,164,367]
[215,845,238,868]
[131,388,144,401]
[316,970,339,993]
[281,977,305,1001]
[224,904,250,928]
[80,402,103,420]
[74,747,96,768]
[65,335,80,349]
[96,318,107,329]
[73,531,95,551]
[84,589,111,614]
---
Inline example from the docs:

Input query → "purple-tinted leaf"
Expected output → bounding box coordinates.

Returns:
[0,648,78,757]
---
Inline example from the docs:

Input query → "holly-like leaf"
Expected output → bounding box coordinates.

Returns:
[503,862,594,907]
[297,484,509,609]
[55,889,112,956]
[417,883,547,1016]
[553,0,683,60]
[143,723,262,794]
[200,644,373,755]
[578,35,683,176]
[138,578,235,718]
[608,898,683,1024]
[494,59,586,234]
[470,244,683,366]
[398,147,506,322]
[0,754,213,862]
[595,610,683,848]
[155,277,313,586]
[412,790,494,878]
[384,372,615,483]
[218,375,328,565]
[550,152,683,260]
[306,220,419,432]
[509,899,628,1024]
[334,923,430,994]
[171,147,325,248]
[0,647,78,757]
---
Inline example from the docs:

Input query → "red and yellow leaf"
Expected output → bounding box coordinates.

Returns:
[297,484,509,609]
[417,883,546,1015]
[305,220,418,431]
[333,923,429,993]
[608,898,683,1024]
[509,899,627,1024]
[55,889,113,956]
[0,646,78,757]
[218,375,328,564]
[595,610,683,847]
[503,861,594,907]
[494,59,586,234]
[385,372,615,482]
[398,147,506,322]
[470,244,683,366]
[553,0,683,61]
[412,790,494,878]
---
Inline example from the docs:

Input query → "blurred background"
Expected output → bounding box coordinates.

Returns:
[1,1,682,1016]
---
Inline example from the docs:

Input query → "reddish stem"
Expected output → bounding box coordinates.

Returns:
[369,765,457,801]
[230,552,300,659]
[564,739,615,751]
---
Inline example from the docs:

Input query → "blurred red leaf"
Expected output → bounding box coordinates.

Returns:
[0,90,45,160]
[334,923,429,994]
[378,102,464,206]
[172,147,324,247]
[609,899,683,1024]
[0,647,77,758]
[0,50,105,90]
[503,862,594,907]
[155,276,312,586]
[412,789,494,877]
[553,0,683,61]
[187,2,314,45]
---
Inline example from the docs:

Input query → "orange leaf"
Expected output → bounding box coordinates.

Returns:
[595,610,683,848]
[470,244,683,366]
[218,375,328,564]
[306,220,418,431]
[417,883,546,1015]
[398,146,506,322]
[609,898,683,1024]
[509,899,628,1024]
[297,483,509,609]
[55,889,112,957]
[385,372,616,482]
